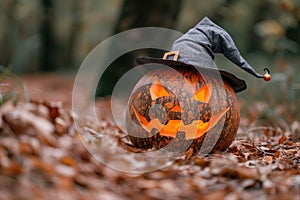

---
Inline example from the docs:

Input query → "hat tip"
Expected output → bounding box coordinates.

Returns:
[263,68,271,81]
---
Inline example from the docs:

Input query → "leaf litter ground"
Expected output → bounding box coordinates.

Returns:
[0,74,299,200]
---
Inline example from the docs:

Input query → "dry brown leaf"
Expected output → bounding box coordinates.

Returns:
[264,155,273,164]
[274,150,281,159]
[1,161,23,176]
[236,166,260,180]
[278,135,287,144]
[61,156,77,168]
[2,107,55,137]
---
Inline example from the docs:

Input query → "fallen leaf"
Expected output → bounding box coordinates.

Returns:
[278,135,287,144]
[264,155,273,164]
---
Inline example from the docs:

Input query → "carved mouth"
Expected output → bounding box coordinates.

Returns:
[133,106,229,140]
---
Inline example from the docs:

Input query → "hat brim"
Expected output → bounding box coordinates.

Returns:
[136,57,246,93]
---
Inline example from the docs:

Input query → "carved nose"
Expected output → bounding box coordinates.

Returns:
[181,103,211,125]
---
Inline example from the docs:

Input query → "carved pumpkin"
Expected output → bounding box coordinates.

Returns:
[126,66,240,154]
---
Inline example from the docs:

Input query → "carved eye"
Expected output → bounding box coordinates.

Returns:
[192,84,212,103]
[150,81,171,100]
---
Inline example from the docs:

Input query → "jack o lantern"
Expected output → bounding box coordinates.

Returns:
[126,66,240,154]
[125,17,271,154]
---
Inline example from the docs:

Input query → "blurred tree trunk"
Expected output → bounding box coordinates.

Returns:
[0,0,18,68]
[114,0,182,32]
[40,0,82,71]
[66,0,82,69]
[41,0,57,71]
[97,0,182,96]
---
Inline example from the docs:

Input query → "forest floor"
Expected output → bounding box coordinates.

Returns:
[0,73,299,200]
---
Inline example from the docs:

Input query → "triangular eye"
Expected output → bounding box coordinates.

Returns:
[150,81,171,100]
[192,84,212,103]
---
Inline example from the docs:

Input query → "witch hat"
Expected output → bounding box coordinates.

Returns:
[136,17,271,93]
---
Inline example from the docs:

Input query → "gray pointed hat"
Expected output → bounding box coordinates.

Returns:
[136,17,270,93]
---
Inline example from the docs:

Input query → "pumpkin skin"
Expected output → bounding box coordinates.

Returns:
[126,66,240,154]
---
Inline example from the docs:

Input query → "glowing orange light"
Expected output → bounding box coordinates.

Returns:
[192,84,212,103]
[133,105,230,140]
[150,81,170,100]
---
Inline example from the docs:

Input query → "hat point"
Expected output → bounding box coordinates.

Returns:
[263,68,271,81]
